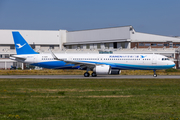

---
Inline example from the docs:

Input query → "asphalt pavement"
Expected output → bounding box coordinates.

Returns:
[0,75,180,79]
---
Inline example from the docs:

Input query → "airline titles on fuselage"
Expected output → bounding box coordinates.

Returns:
[109,55,147,59]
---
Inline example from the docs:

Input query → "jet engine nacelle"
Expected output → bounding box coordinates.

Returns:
[93,65,111,75]
[93,65,121,75]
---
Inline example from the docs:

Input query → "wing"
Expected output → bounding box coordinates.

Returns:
[49,49,97,70]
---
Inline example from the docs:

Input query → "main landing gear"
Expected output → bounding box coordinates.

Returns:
[84,72,97,77]
[153,70,157,77]
[91,72,97,77]
[84,72,90,77]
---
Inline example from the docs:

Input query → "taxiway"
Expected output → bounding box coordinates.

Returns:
[0,75,180,79]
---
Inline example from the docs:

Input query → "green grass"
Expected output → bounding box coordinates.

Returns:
[0,79,180,120]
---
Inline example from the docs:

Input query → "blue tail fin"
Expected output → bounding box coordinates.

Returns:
[12,32,38,55]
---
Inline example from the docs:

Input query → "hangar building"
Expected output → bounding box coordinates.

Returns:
[0,26,180,69]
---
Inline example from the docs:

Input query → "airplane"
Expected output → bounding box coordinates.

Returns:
[10,31,175,77]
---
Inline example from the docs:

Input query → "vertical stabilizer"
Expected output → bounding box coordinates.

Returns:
[12,32,38,55]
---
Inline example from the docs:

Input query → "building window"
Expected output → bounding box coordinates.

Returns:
[105,43,109,48]
[69,45,72,49]
[169,42,173,48]
[145,43,151,46]
[139,43,144,46]
[86,44,90,49]
[176,44,180,47]
[97,44,101,49]
[49,45,54,49]
[5,54,9,58]
[151,43,157,46]
[157,44,163,46]
[121,43,125,48]
[80,45,83,49]
[10,45,15,49]
[113,42,117,48]
[164,43,168,46]
[77,44,81,49]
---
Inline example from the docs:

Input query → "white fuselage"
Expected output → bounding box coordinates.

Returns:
[11,53,175,70]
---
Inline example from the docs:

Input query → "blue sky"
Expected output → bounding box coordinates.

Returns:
[0,0,180,36]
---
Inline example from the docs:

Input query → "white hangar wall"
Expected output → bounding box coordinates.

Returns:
[0,30,61,45]
[66,26,131,44]
[131,32,180,42]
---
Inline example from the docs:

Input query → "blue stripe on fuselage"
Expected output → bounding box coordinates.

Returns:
[31,61,77,69]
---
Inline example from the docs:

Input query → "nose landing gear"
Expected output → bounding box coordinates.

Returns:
[153,70,157,77]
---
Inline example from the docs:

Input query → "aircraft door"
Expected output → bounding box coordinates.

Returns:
[68,56,73,61]
[26,55,36,64]
[152,55,157,65]
[67,56,73,66]
[34,55,38,63]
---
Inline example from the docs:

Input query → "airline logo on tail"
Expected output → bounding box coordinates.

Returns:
[16,43,26,49]
[12,31,38,55]
[140,55,147,58]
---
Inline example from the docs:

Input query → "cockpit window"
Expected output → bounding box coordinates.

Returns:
[162,58,169,61]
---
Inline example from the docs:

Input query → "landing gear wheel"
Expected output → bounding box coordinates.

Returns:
[91,72,97,77]
[84,72,90,77]
[153,74,157,77]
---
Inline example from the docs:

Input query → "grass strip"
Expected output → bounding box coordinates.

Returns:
[0,78,180,119]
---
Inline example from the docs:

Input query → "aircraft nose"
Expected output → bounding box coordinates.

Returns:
[171,61,175,67]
